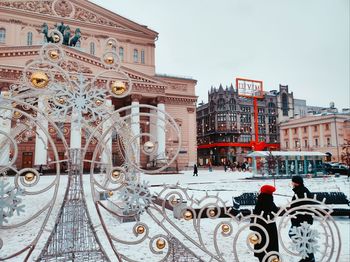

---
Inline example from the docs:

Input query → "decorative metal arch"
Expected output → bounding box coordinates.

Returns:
[0,35,344,262]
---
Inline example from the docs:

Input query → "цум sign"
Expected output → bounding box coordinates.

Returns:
[236,78,263,98]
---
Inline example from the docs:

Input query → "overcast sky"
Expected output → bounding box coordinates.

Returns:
[90,0,349,109]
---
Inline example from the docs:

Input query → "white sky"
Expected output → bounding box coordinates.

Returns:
[90,0,350,109]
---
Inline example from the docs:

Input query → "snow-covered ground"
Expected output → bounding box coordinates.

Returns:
[1,169,349,261]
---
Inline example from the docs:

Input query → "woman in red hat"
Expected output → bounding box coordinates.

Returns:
[250,184,279,261]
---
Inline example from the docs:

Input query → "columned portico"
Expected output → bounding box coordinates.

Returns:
[34,96,48,166]
[157,96,166,161]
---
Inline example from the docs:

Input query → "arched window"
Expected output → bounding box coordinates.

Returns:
[0,28,6,43]
[229,98,236,111]
[133,49,138,63]
[27,32,33,46]
[141,49,145,64]
[119,47,124,61]
[282,93,288,116]
[217,98,225,111]
[89,42,95,55]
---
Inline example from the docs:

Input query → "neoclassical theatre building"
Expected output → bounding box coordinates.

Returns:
[0,0,197,171]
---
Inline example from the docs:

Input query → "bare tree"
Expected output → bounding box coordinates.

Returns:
[264,151,282,186]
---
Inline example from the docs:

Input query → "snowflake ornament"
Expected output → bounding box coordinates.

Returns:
[47,74,109,123]
[118,180,152,215]
[290,222,320,259]
[0,180,25,225]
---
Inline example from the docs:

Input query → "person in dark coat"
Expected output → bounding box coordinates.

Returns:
[250,185,279,262]
[193,164,198,176]
[289,175,315,262]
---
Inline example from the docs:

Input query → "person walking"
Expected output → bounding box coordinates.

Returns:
[289,175,315,262]
[250,185,279,262]
[193,164,198,176]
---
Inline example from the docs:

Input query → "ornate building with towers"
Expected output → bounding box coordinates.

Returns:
[0,0,197,171]
[196,83,293,165]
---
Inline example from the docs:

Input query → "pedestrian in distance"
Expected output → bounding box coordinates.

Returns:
[38,164,43,175]
[289,175,315,262]
[250,185,279,262]
[193,164,198,176]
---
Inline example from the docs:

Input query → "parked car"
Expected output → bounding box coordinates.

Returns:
[324,163,350,175]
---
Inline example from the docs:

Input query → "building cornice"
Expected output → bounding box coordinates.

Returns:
[280,114,350,128]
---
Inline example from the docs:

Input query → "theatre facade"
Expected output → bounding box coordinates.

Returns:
[0,0,197,171]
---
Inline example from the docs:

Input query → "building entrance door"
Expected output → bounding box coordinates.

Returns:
[22,152,33,168]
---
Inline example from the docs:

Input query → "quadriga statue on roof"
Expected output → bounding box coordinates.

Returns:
[41,22,81,47]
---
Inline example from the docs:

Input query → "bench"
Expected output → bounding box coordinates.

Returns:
[232,193,258,209]
[314,191,350,217]
[232,191,350,218]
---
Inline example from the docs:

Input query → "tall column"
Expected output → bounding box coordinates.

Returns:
[298,127,302,150]
[157,97,166,161]
[319,124,324,147]
[102,99,113,164]
[288,128,293,150]
[308,126,313,149]
[70,110,81,149]
[34,96,48,166]
[131,95,141,164]
[149,108,158,163]
[187,107,197,167]
[0,91,12,166]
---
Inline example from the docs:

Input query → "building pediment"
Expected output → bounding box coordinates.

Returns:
[0,0,158,38]
[0,45,167,94]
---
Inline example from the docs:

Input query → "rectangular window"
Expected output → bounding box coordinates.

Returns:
[293,128,297,134]
[325,123,329,130]
[285,141,289,149]
[314,125,318,132]
[0,29,5,43]
[304,139,308,148]
[119,47,124,61]
[327,137,331,146]
[27,32,33,46]
[303,127,307,133]
[315,138,318,147]
[133,49,138,63]
[141,50,145,64]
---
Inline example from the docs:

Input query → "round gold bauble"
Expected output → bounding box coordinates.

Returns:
[107,40,115,47]
[13,111,22,118]
[143,141,155,154]
[249,234,260,245]
[95,99,103,106]
[105,56,114,65]
[270,256,279,262]
[221,224,230,233]
[208,209,216,217]
[111,81,126,95]
[24,172,36,182]
[112,170,120,179]
[170,197,178,205]
[183,210,193,220]
[136,225,145,234]
[57,97,65,104]
[156,238,166,249]
[30,71,49,89]
[52,34,60,43]
[49,50,59,59]
[108,191,114,197]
